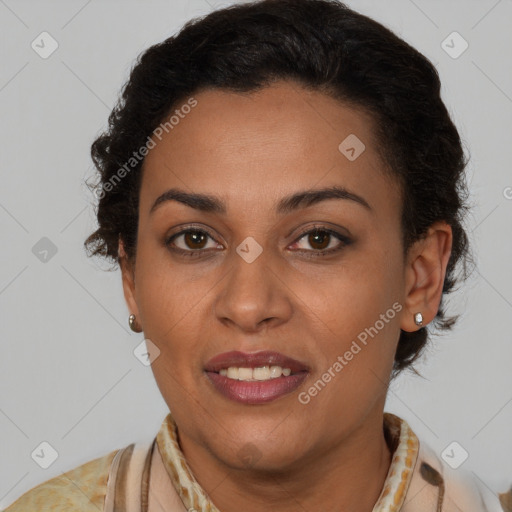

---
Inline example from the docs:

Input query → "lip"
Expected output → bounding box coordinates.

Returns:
[204,350,310,405]
[204,350,310,374]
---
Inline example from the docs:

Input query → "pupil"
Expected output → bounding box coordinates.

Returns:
[186,231,206,249]
[310,231,329,250]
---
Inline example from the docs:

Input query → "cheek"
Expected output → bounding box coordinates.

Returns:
[135,237,201,329]
[299,292,398,425]
[138,268,207,410]
[134,257,198,372]
[292,254,396,340]
[294,256,401,396]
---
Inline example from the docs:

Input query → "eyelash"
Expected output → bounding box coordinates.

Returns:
[164,224,352,259]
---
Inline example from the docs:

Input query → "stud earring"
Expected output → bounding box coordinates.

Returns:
[129,313,142,333]
[414,312,423,326]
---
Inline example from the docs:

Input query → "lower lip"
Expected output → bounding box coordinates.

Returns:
[205,371,308,404]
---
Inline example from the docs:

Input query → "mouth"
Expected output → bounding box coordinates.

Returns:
[204,350,310,404]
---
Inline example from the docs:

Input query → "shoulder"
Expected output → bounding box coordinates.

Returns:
[2,447,120,512]
[404,437,503,512]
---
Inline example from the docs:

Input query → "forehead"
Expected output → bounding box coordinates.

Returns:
[139,81,399,222]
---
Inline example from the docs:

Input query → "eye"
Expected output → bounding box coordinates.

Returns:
[290,226,351,256]
[165,228,221,257]
[164,224,352,259]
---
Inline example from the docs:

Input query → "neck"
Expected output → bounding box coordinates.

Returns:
[177,408,393,512]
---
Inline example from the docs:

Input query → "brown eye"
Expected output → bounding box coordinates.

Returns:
[291,227,352,256]
[307,230,331,250]
[165,228,220,256]
[182,230,208,249]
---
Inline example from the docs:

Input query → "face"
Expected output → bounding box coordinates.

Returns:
[120,80,450,472]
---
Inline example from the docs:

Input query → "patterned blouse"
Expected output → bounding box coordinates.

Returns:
[2,411,509,511]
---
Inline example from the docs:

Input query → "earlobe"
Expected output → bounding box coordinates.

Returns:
[400,222,453,333]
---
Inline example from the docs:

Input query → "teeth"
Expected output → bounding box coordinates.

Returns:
[218,366,292,381]
[269,365,281,378]
[226,367,238,379]
[238,367,253,380]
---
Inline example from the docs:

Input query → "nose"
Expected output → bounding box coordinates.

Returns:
[213,246,293,333]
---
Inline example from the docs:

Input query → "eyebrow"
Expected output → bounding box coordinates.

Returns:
[149,185,373,216]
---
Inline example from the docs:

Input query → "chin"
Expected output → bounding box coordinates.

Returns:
[225,446,304,475]
[212,425,308,474]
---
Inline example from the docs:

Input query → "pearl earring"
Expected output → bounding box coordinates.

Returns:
[129,313,142,333]
[414,312,423,326]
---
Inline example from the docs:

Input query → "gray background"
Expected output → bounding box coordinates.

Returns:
[1,0,511,507]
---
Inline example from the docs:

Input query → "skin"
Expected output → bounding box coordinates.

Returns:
[119,80,452,512]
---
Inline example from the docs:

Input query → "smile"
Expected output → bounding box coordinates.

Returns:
[204,350,310,404]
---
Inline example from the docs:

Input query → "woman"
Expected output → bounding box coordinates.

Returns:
[3,0,510,511]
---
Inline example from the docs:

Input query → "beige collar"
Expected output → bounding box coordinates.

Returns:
[155,411,419,511]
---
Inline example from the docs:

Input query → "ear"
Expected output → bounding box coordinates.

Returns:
[119,238,139,321]
[400,221,453,332]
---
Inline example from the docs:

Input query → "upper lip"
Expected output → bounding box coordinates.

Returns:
[204,350,310,374]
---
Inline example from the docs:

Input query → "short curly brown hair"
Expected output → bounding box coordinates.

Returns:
[84,0,475,379]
